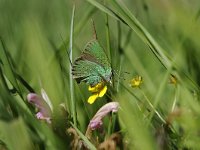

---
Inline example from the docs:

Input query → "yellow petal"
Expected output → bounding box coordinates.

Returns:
[99,85,107,97]
[88,82,104,92]
[88,85,95,91]
[130,76,143,88]
[88,93,99,104]
[169,75,177,85]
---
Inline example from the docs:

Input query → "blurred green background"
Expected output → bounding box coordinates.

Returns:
[1,0,200,149]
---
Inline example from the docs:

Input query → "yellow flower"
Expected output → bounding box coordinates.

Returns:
[88,82,107,104]
[130,75,143,88]
[169,74,177,85]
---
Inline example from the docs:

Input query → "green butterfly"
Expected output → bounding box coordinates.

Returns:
[72,39,112,87]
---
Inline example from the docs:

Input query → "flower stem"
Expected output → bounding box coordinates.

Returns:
[140,88,166,124]
[107,112,116,138]
[171,84,179,112]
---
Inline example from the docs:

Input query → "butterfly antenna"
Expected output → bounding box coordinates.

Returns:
[91,19,98,40]
[113,70,126,81]
[60,34,73,66]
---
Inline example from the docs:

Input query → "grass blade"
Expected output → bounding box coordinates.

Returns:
[71,123,97,150]
[0,118,34,150]
[0,38,23,98]
[69,4,77,126]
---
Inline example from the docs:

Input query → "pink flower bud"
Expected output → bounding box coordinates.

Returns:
[89,102,119,130]
[27,93,52,123]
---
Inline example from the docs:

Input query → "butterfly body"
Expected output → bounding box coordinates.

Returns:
[72,40,112,87]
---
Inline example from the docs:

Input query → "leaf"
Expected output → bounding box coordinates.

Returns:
[0,118,34,150]
[0,38,22,97]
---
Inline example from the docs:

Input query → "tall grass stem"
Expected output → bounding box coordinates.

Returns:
[69,4,77,126]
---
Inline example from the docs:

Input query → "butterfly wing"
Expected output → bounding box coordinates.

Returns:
[83,40,111,68]
[72,58,106,86]
[72,40,112,86]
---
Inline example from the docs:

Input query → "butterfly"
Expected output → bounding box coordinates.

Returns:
[72,39,112,87]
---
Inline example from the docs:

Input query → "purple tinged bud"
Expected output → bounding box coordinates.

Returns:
[27,93,52,123]
[89,120,103,130]
[89,102,119,130]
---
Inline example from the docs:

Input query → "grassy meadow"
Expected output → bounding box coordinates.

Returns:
[1,0,200,149]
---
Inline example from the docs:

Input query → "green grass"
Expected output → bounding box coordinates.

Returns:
[1,0,200,149]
